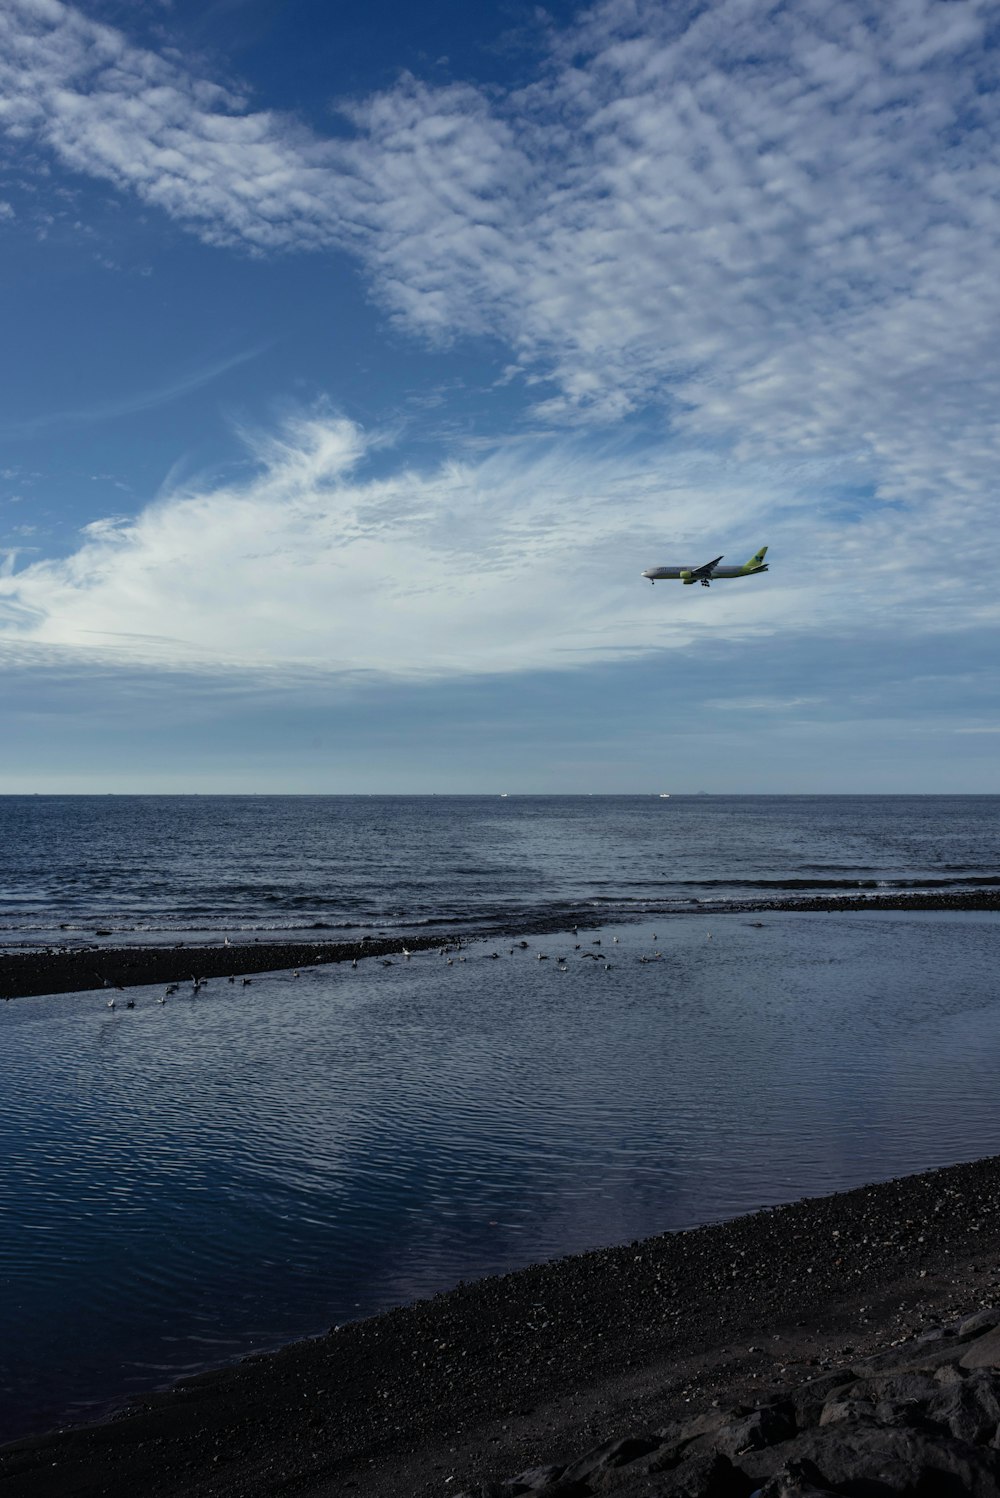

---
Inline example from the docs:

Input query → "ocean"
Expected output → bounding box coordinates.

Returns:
[1,796,999,1442]
[1,794,998,945]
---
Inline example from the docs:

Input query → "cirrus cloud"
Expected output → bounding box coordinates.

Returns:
[0,406,990,683]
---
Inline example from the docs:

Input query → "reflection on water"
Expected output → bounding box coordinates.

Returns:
[2,908,1000,1440]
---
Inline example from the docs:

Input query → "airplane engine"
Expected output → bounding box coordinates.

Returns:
[680,570,694,584]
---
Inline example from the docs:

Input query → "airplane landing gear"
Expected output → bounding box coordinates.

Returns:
[701,578,711,587]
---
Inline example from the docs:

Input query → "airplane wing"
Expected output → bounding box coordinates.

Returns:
[690,555,723,578]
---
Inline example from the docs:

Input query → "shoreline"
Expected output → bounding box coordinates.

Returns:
[2,887,998,1000]
[6,1153,1000,1495]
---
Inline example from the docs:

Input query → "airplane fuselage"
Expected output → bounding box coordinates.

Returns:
[642,546,769,586]
[642,565,767,582]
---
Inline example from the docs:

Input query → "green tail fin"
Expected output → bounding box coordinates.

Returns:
[742,545,768,572]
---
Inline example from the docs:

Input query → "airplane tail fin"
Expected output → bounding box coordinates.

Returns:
[741,545,768,573]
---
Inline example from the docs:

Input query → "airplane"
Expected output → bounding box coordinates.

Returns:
[642,545,768,587]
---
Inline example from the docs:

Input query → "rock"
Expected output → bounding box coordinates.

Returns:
[916,1326,948,1344]
[711,1404,796,1459]
[504,1464,567,1491]
[559,1435,661,1485]
[817,1398,872,1426]
[853,1370,937,1406]
[752,1457,840,1496]
[959,1309,1000,1340]
[786,1371,855,1429]
[925,1369,1000,1444]
[963,1326,1000,1369]
[652,1449,752,1496]
[747,1424,1000,1498]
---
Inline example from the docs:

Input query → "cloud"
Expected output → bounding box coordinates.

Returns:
[0,0,346,251]
[0,406,988,684]
[4,0,1000,530]
[0,345,265,437]
[0,407,788,677]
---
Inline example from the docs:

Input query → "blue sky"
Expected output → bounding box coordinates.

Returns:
[1,0,999,792]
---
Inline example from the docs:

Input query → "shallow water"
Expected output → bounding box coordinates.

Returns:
[2,907,1000,1441]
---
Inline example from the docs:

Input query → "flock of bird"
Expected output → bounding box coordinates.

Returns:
[98,924,719,1010]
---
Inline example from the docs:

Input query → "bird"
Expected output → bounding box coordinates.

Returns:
[106,997,116,1009]
[125,998,135,1009]
[613,936,619,943]
[157,994,166,1004]
[351,958,358,969]
[242,977,252,986]
[537,953,549,961]
[402,946,411,959]
[382,959,394,967]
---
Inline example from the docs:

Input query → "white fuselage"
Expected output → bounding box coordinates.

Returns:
[642,564,767,582]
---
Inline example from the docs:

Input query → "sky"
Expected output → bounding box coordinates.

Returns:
[1,0,999,793]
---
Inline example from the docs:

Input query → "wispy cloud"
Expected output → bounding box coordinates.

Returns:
[0,345,265,437]
[0,407,784,676]
[704,695,826,713]
[0,406,987,683]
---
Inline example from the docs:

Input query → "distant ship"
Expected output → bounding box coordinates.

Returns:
[659,793,671,798]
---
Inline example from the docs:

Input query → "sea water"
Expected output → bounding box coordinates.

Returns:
[1,794,998,945]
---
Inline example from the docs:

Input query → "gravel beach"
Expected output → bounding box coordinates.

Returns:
[5,1152,1000,1496]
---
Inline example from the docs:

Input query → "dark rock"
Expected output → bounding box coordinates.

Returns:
[925,1368,1000,1444]
[505,1464,567,1491]
[712,1404,796,1459]
[560,1435,661,1484]
[746,1424,1000,1498]
[817,1398,873,1427]
[959,1310,1000,1341]
[651,1450,752,1496]
[787,1370,856,1429]
[753,1458,840,1497]
[962,1327,1000,1369]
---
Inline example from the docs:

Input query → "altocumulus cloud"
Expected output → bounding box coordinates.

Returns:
[4,0,1000,472]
